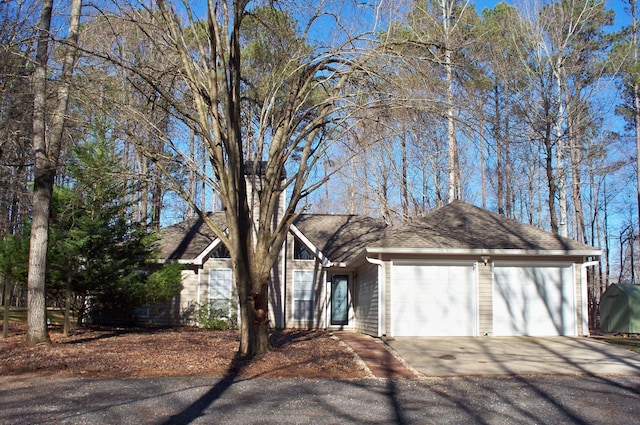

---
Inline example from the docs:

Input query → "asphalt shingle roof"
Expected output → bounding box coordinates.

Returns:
[376,201,598,252]
[155,212,226,260]
[293,214,388,263]
[157,201,599,262]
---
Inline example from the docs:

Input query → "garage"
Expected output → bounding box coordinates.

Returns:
[391,261,477,337]
[492,262,576,336]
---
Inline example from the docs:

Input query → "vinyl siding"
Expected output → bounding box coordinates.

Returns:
[477,261,493,336]
[354,262,379,336]
[285,233,326,328]
[269,247,285,328]
[574,263,583,336]
[179,267,200,314]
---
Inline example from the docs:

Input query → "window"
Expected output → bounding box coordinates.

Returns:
[293,270,315,321]
[211,243,231,258]
[294,237,314,260]
[209,268,232,316]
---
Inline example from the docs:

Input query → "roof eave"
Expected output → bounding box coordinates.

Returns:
[342,247,602,267]
[156,258,201,265]
[365,247,602,257]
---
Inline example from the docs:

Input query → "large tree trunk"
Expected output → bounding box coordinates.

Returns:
[233,195,271,357]
[27,0,82,345]
[26,0,54,346]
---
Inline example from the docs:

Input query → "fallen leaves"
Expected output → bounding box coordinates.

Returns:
[0,323,368,379]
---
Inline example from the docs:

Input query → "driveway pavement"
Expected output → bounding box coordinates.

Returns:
[385,336,640,377]
[2,374,640,424]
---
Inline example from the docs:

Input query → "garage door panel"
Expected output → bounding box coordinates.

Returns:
[493,264,575,336]
[392,263,477,337]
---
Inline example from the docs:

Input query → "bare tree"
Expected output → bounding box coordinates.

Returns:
[508,0,610,237]
[90,0,378,356]
[0,1,38,239]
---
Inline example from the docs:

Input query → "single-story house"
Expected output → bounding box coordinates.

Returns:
[599,284,640,334]
[155,199,601,338]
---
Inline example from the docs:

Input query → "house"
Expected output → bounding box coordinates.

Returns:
[599,284,640,334]
[155,194,601,337]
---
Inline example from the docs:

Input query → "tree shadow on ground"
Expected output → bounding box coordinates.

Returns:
[160,352,248,425]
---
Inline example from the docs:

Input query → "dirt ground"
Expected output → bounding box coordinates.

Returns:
[0,323,369,379]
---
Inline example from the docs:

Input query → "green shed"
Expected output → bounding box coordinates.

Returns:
[599,284,640,334]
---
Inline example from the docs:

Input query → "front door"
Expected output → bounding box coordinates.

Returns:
[331,275,349,325]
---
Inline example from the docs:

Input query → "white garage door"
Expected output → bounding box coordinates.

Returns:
[392,262,477,337]
[493,263,576,336]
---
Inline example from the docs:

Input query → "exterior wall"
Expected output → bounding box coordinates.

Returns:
[134,300,183,326]
[384,259,392,336]
[198,257,237,323]
[477,261,493,336]
[269,233,286,328]
[375,253,590,338]
[353,262,379,336]
[284,232,327,329]
[179,266,201,314]
[574,263,583,336]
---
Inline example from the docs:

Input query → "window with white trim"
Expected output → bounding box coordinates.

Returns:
[209,268,232,316]
[293,270,315,320]
[293,237,315,260]
[211,243,230,258]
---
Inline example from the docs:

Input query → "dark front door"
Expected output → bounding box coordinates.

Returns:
[331,275,349,325]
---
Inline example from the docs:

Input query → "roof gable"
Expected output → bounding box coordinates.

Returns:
[156,212,226,261]
[293,214,388,263]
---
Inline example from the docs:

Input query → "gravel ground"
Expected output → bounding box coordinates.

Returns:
[1,374,639,424]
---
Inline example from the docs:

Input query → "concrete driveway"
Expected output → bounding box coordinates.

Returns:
[385,336,640,377]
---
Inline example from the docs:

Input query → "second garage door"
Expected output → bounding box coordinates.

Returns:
[493,263,576,336]
[391,261,477,337]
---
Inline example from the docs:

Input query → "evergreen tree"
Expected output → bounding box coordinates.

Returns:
[48,123,182,326]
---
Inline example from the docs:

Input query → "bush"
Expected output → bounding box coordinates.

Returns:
[191,300,236,330]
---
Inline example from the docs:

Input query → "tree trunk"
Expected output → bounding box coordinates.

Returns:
[504,85,513,218]
[236,249,270,357]
[446,52,458,203]
[555,66,568,238]
[494,85,504,215]
[201,142,207,213]
[26,0,54,346]
[401,133,409,224]
[480,109,486,210]
[603,179,610,289]
[545,131,560,235]
[63,267,71,337]
[27,0,82,345]
[2,274,9,339]
[189,129,197,218]
[569,108,586,244]
[442,1,458,203]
